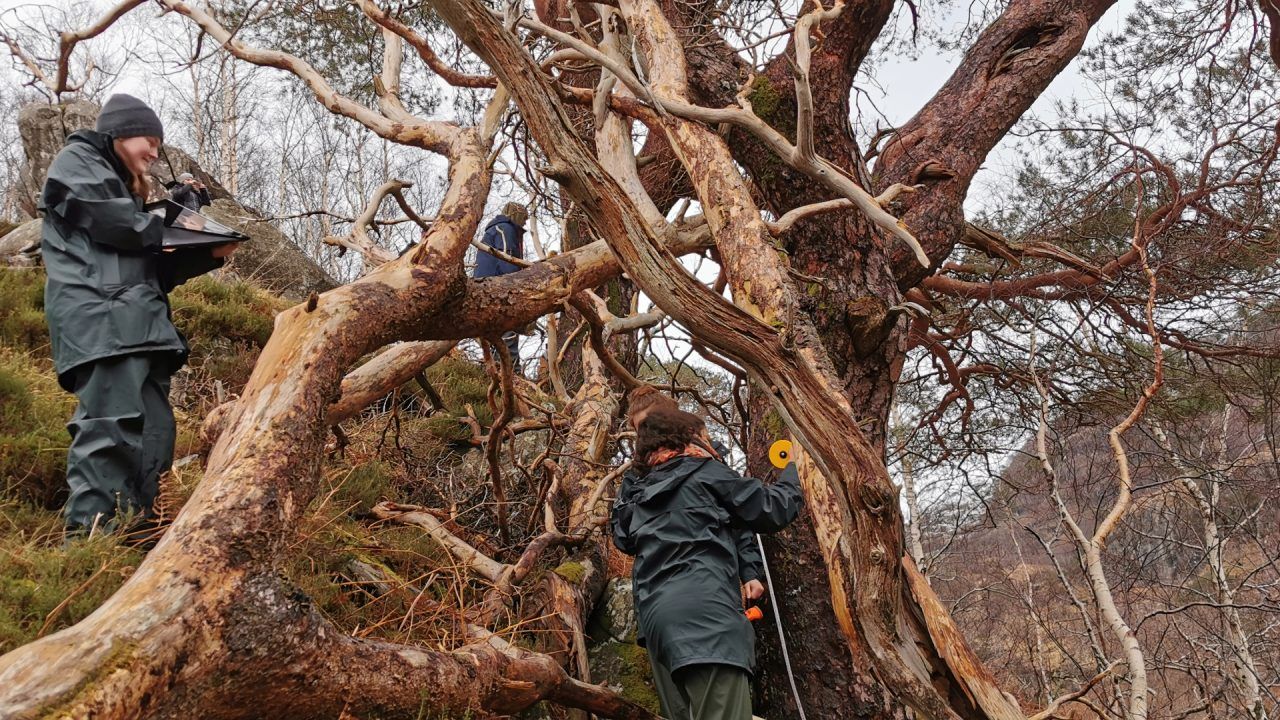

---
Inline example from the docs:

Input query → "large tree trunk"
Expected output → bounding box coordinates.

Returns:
[643,0,1119,713]
[428,1,1027,716]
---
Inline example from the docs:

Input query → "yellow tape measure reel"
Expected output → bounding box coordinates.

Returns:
[768,439,793,469]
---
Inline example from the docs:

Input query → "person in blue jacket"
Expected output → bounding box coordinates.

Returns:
[39,94,236,539]
[473,202,527,371]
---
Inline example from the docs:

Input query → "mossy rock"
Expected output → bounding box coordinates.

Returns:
[588,578,638,643]
[0,350,75,508]
[588,640,662,715]
[169,275,288,348]
[0,268,284,397]
[169,275,289,397]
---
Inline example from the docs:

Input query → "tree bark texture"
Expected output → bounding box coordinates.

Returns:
[428,0,1026,716]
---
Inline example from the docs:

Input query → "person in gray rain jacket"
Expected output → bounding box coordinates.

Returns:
[39,93,236,539]
[168,172,212,211]
[612,402,803,720]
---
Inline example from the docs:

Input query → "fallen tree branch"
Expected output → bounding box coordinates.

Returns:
[373,502,508,583]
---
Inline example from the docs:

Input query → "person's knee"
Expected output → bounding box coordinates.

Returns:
[675,664,751,720]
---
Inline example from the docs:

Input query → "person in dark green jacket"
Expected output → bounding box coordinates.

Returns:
[39,93,236,538]
[612,404,803,720]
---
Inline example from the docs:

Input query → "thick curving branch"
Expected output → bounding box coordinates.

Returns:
[515,13,929,265]
[878,0,1120,284]
[53,0,144,94]
[161,0,462,156]
[359,0,500,89]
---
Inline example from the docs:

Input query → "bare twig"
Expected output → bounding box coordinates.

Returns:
[323,179,415,267]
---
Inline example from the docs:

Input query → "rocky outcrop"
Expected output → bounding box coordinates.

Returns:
[9,101,336,299]
[15,100,99,219]
[202,200,335,300]
[585,579,661,715]
[0,220,40,267]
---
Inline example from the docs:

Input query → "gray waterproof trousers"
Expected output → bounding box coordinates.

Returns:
[650,656,752,720]
[63,352,175,531]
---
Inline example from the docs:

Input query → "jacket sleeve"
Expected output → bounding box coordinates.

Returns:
[507,226,523,260]
[706,462,803,533]
[169,184,192,206]
[610,474,639,556]
[159,249,225,292]
[482,224,502,250]
[42,147,163,252]
[736,528,764,584]
[197,188,212,208]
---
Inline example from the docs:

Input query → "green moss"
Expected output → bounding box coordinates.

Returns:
[415,355,497,429]
[169,275,287,348]
[760,408,786,441]
[589,641,662,715]
[0,268,49,354]
[169,275,289,397]
[747,75,782,122]
[287,479,455,643]
[0,499,142,653]
[424,355,491,413]
[0,350,76,507]
[553,560,587,585]
[335,461,393,515]
[420,414,474,443]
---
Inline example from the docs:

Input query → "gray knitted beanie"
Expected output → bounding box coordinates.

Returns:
[95,94,164,141]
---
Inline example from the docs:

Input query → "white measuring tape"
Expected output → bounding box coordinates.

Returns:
[755,533,809,720]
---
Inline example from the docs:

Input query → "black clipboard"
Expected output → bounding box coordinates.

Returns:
[145,199,249,249]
